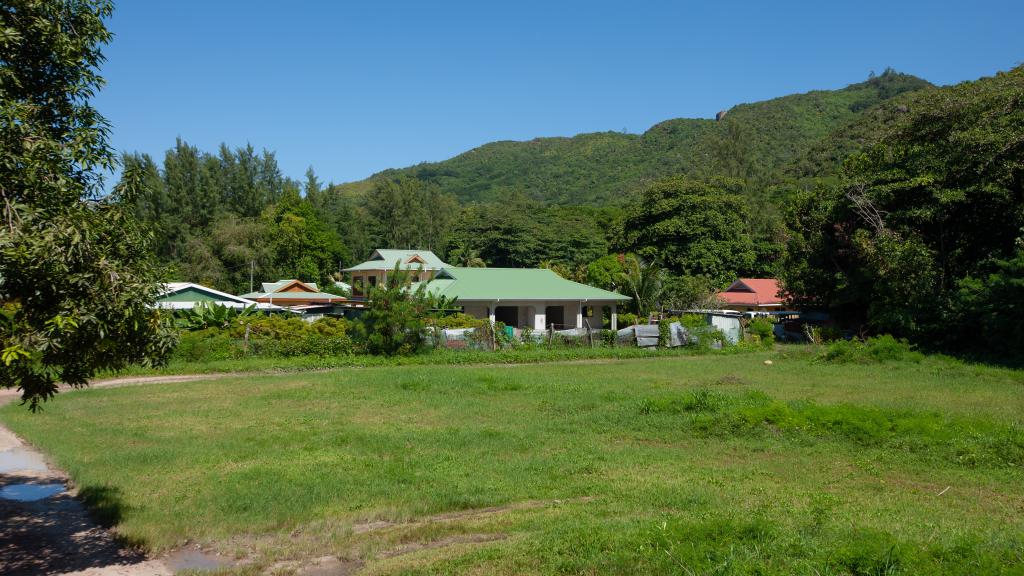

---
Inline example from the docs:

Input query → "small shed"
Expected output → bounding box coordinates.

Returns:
[672,310,744,344]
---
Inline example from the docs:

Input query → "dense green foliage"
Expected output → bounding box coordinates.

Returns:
[173,315,353,362]
[816,335,923,364]
[0,0,174,407]
[782,66,1024,357]
[173,301,257,330]
[619,177,760,285]
[359,264,455,355]
[123,143,351,293]
[126,71,932,287]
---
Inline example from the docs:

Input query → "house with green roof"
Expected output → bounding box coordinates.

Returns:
[416,267,630,330]
[344,249,448,297]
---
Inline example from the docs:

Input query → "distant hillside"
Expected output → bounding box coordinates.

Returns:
[332,70,932,205]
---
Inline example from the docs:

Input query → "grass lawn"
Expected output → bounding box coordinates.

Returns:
[3,349,1023,574]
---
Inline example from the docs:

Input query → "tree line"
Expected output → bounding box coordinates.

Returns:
[125,59,1024,362]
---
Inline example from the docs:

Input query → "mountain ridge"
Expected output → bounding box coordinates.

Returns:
[331,70,933,206]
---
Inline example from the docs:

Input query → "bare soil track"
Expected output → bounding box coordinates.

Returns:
[0,376,222,575]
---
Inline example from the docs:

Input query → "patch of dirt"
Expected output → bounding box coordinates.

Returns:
[714,374,748,386]
[269,555,364,576]
[90,373,238,387]
[0,399,174,576]
[352,496,596,534]
[0,374,235,408]
[377,533,508,559]
[0,473,166,576]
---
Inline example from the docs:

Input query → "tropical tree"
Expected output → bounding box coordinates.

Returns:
[360,264,455,355]
[0,0,175,408]
[618,176,757,286]
[616,255,665,315]
[780,65,1024,353]
[586,254,626,291]
[447,245,487,267]
[267,189,349,286]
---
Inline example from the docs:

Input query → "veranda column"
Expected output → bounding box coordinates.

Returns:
[611,304,618,331]
[534,303,547,331]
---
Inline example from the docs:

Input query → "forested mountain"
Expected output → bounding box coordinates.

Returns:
[331,70,931,206]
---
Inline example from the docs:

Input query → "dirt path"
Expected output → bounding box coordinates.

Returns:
[0,375,236,575]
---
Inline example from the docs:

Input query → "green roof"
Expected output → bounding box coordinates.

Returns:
[416,268,630,302]
[344,249,447,272]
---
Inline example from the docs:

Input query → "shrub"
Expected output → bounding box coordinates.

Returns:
[817,335,923,364]
[175,302,258,331]
[747,318,775,347]
[360,264,455,356]
[466,321,518,350]
[170,316,355,362]
[617,312,639,327]
[658,319,671,348]
[676,313,728,349]
[428,313,485,329]
[175,329,239,362]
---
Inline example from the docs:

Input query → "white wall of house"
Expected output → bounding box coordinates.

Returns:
[457,301,619,330]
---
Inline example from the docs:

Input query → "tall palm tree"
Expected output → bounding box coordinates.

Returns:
[449,246,486,268]
[616,254,664,315]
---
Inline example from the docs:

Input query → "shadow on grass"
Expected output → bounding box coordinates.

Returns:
[0,477,148,575]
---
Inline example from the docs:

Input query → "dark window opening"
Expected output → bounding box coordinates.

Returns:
[495,306,519,327]
[544,305,565,328]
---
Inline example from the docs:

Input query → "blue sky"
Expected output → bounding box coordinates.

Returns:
[96,1,1023,186]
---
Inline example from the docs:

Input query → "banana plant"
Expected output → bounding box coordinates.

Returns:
[175,302,257,330]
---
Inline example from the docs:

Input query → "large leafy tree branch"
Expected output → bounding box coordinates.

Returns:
[1,0,175,408]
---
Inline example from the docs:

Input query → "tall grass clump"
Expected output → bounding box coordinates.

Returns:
[817,334,923,364]
[638,390,1024,468]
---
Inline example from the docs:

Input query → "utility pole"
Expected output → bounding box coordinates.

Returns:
[249,260,254,294]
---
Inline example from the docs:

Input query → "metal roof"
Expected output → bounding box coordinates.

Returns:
[415,267,630,302]
[240,279,341,301]
[256,279,320,293]
[344,249,448,272]
[718,278,783,306]
[156,282,281,310]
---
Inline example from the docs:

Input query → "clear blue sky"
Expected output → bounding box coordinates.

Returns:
[96,0,1023,186]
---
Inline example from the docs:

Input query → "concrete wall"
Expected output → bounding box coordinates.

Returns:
[457,301,618,330]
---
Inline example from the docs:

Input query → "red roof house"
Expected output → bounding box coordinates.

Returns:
[717,279,784,311]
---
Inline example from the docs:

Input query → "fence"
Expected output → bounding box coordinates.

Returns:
[432,321,694,351]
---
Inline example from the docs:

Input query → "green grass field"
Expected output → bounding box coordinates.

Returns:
[3,349,1023,574]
